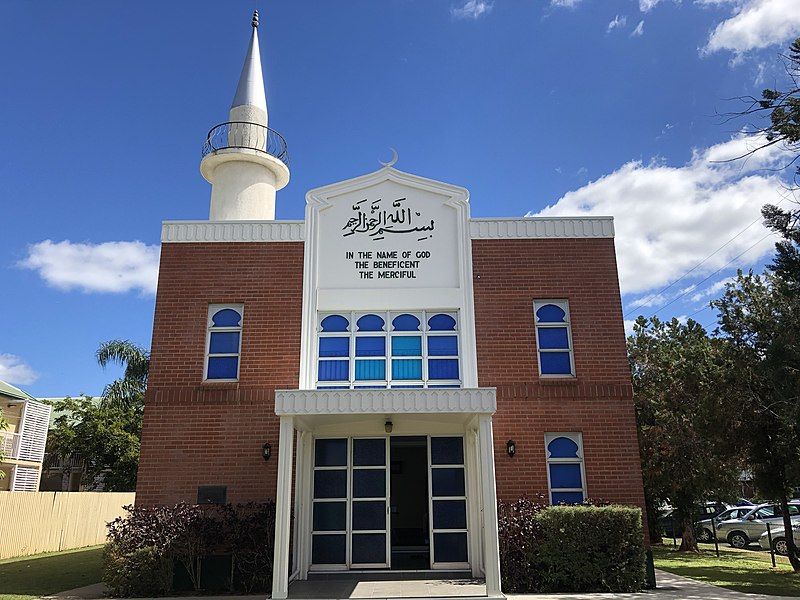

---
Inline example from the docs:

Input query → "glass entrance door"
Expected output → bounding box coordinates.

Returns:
[429,436,469,569]
[350,438,390,568]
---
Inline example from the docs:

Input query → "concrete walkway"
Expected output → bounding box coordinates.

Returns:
[44,570,799,599]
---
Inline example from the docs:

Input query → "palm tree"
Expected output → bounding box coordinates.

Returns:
[96,340,149,410]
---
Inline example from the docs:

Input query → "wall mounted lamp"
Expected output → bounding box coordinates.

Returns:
[506,439,516,457]
[384,420,393,434]
[262,442,272,461]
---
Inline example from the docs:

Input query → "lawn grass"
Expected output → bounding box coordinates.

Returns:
[0,545,104,600]
[653,544,800,597]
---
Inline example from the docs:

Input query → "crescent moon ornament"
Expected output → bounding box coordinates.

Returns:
[379,148,399,168]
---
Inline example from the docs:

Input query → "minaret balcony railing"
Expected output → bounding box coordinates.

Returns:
[202,121,289,165]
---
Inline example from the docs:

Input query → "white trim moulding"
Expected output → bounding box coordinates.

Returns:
[161,217,613,243]
[161,220,305,243]
[275,387,497,416]
[469,217,614,239]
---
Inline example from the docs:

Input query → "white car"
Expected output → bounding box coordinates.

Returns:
[759,523,800,556]
[715,503,800,548]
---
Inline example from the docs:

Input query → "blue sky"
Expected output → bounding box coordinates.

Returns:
[1,0,797,396]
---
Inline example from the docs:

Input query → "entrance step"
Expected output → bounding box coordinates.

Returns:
[307,570,473,581]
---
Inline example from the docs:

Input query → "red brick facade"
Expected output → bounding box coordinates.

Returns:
[137,237,645,521]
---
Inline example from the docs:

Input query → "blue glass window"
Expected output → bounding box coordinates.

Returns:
[546,434,585,505]
[549,464,583,488]
[356,337,385,357]
[321,315,349,332]
[536,304,566,323]
[428,336,458,356]
[548,437,580,459]
[207,356,238,379]
[319,337,349,357]
[212,309,241,327]
[392,314,421,331]
[537,327,569,350]
[357,314,385,332]
[428,359,459,380]
[428,314,457,331]
[540,352,572,375]
[318,360,349,381]
[552,491,585,504]
[207,305,243,380]
[535,301,574,377]
[391,336,421,356]
[316,312,462,388]
[392,359,422,380]
[355,360,386,381]
[209,331,239,354]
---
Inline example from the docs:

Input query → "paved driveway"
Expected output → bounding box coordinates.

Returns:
[47,569,798,599]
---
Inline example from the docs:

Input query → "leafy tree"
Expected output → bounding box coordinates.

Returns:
[725,37,800,182]
[712,271,800,570]
[96,340,149,410]
[47,395,142,491]
[628,317,743,551]
[45,339,149,491]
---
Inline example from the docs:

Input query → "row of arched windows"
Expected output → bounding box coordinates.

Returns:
[317,312,460,389]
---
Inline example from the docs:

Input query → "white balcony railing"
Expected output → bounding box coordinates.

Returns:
[0,431,21,460]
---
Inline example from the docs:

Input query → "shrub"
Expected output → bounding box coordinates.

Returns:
[104,502,276,597]
[498,499,646,594]
[104,543,172,598]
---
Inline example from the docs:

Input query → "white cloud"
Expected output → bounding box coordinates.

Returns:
[639,0,662,11]
[690,276,736,301]
[0,354,38,386]
[607,14,628,32]
[703,0,800,57]
[451,0,493,19]
[21,240,160,295]
[631,20,645,36]
[551,0,583,7]
[528,135,788,295]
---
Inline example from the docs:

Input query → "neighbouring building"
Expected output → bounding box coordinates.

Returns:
[137,12,646,599]
[0,381,51,491]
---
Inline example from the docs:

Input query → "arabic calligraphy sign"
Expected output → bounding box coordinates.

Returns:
[316,179,459,290]
[342,197,435,241]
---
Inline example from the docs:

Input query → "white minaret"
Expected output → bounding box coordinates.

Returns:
[200,10,290,221]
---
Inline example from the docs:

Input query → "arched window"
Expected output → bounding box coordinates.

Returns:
[318,314,351,385]
[534,301,574,377]
[392,314,421,331]
[545,433,585,505]
[206,305,243,380]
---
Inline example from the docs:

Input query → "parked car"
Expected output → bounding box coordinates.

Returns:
[658,502,730,538]
[695,506,755,542]
[716,502,800,548]
[758,523,800,556]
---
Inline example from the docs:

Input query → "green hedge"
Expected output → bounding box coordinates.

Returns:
[499,499,646,593]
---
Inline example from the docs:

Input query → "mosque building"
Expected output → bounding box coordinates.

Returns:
[136,12,646,599]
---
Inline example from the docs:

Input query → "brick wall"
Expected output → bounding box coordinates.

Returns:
[138,236,645,525]
[136,242,304,506]
[472,238,646,515]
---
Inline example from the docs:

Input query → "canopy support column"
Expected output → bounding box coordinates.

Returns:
[271,415,295,600]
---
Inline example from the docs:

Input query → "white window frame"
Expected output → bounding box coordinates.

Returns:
[315,311,461,389]
[204,303,244,382]
[533,299,576,378]
[544,432,587,504]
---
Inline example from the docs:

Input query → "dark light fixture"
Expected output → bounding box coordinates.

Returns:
[384,420,393,434]
[262,442,272,461]
[506,439,516,457]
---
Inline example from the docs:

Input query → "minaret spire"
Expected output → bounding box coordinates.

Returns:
[200,10,290,222]
[230,10,268,127]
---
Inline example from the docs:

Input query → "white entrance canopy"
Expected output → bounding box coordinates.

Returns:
[271,388,502,599]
